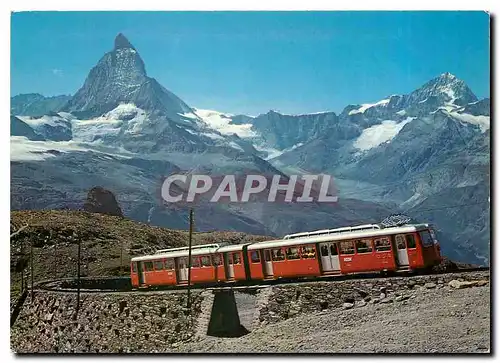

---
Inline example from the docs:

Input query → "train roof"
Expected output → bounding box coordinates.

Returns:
[131,246,220,262]
[247,223,431,250]
[217,244,247,253]
[130,243,248,262]
[283,224,381,239]
[131,223,431,261]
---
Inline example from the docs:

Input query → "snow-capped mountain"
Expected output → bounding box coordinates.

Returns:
[10,33,490,264]
[64,33,193,121]
[271,73,489,177]
[403,72,478,108]
[11,35,269,161]
[10,33,391,242]
[267,73,490,264]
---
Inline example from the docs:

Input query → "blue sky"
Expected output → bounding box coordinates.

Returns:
[11,11,490,115]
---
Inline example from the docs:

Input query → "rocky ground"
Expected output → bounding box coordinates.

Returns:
[174,284,490,353]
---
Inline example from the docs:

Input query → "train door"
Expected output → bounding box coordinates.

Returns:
[176,257,188,283]
[319,242,341,273]
[137,262,145,285]
[395,234,409,267]
[226,253,235,280]
[263,249,274,277]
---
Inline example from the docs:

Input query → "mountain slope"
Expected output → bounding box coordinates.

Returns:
[11,93,71,117]
[10,116,44,141]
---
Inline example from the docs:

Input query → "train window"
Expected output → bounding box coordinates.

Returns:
[164,259,174,270]
[191,257,201,268]
[201,256,211,267]
[419,231,434,247]
[154,260,164,270]
[406,234,416,249]
[144,261,154,271]
[330,244,338,256]
[301,246,316,259]
[375,237,391,252]
[395,235,406,250]
[213,254,222,266]
[272,248,285,261]
[356,239,373,253]
[233,252,242,265]
[339,241,355,255]
[264,250,272,262]
[286,247,300,260]
[320,245,329,257]
[429,229,438,243]
[131,262,137,273]
[250,251,260,263]
[228,254,233,265]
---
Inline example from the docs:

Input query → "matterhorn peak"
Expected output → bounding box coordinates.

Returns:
[439,72,457,80]
[63,33,193,119]
[114,33,135,50]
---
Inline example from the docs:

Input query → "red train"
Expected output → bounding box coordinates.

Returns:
[130,223,442,288]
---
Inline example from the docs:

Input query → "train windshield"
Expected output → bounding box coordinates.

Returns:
[419,230,434,247]
[429,229,438,244]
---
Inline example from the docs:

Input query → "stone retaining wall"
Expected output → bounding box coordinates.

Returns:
[194,291,215,339]
[11,271,489,353]
[11,290,205,353]
[256,271,490,326]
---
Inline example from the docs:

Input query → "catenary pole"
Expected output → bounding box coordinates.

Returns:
[187,208,194,310]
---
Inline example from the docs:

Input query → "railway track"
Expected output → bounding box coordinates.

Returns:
[33,266,489,294]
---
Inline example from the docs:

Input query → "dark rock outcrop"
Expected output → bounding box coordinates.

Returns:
[83,187,123,217]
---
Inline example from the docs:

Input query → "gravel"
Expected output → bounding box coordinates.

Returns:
[173,285,490,353]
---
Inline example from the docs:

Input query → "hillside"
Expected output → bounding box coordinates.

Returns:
[10,210,269,294]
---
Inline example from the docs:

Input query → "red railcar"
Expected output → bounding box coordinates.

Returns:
[130,223,442,288]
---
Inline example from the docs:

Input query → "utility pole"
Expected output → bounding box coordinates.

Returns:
[30,239,34,302]
[120,240,123,276]
[20,238,25,292]
[187,208,194,310]
[76,237,81,315]
[53,245,56,278]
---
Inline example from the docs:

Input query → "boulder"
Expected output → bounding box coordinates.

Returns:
[343,302,354,310]
[356,300,367,307]
[83,187,123,217]
[395,295,410,302]
[448,280,478,289]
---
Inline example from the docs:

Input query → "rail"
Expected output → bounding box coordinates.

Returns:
[33,266,489,294]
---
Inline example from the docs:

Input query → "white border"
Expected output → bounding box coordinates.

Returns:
[3,2,496,362]
[4,1,499,11]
